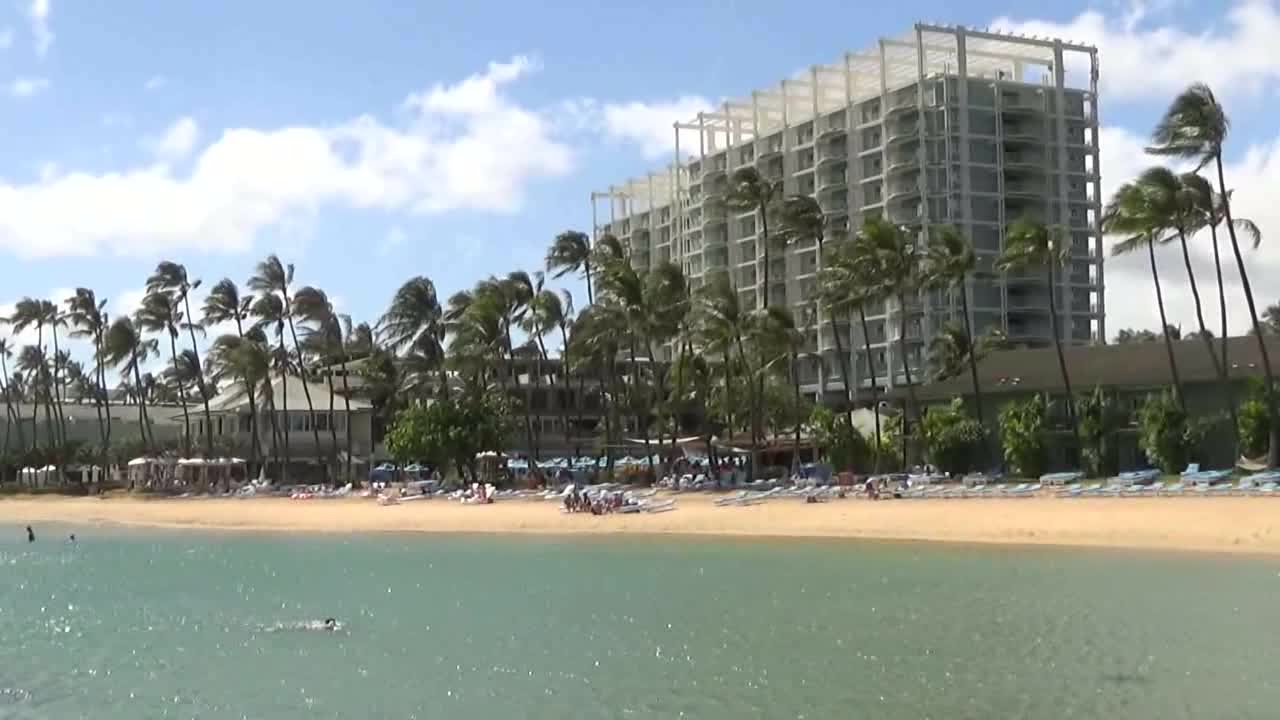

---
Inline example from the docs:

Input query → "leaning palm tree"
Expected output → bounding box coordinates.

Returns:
[776,194,848,410]
[135,289,192,454]
[202,278,260,470]
[248,255,326,480]
[546,230,595,304]
[996,218,1082,452]
[103,316,159,453]
[147,262,213,456]
[1147,82,1278,465]
[9,299,55,450]
[208,329,274,475]
[721,166,783,309]
[1103,175,1185,412]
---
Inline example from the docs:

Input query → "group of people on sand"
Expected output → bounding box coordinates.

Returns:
[562,488,632,515]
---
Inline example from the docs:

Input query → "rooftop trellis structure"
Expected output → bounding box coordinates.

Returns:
[593,23,1102,404]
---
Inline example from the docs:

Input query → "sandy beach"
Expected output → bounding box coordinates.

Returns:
[3,492,1280,555]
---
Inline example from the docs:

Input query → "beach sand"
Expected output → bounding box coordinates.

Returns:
[3,492,1280,555]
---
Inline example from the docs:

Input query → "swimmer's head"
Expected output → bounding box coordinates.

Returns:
[323,617,337,629]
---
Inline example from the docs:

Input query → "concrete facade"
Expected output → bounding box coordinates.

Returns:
[594,24,1102,402]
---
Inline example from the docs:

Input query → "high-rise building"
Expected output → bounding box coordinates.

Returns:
[593,23,1102,402]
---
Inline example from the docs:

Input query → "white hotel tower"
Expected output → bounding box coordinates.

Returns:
[593,23,1103,401]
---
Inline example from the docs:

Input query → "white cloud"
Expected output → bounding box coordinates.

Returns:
[993,0,1280,102]
[28,0,50,58]
[600,95,716,159]
[1098,125,1280,339]
[144,75,166,91]
[144,116,201,162]
[0,56,573,258]
[0,27,15,49]
[8,76,48,98]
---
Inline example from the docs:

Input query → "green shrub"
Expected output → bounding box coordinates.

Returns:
[1238,378,1273,459]
[998,395,1048,478]
[1137,391,1205,473]
[809,405,872,471]
[1077,387,1122,477]
[919,398,985,475]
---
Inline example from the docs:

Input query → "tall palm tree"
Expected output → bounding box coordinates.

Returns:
[757,306,805,471]
[66,288,112,454]
[148,262,213,456]
[43,300,70,446]
[817,239,884,464]
[923,225,994,467]
[248,255,326,479]
[252,293,291,484]
[851,219,922,431]
[776,194,849,411]
[203,279,261,472]
[996,218,1082,452]
[1147,82,1278,466]
[103,317,159,453]
[546,230,595,305]
[1103,174,1185,412]
[136,289,192,454]
[0,338,21,454]
[294,286,343,482]
[378,277,448,398]
[9,299,54,450]
[697,272,756,456]
[722,166,783,309]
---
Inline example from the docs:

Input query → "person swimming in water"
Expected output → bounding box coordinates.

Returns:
[26,526,34,543]
[323,618,337,631]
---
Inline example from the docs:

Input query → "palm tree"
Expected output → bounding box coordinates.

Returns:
[43,300,70,446]
[923,225,995,467]
[208,329,274,475]
[722,166,783,309]
[776,194,850,411]
[817,239,884,465]
[248,255,326,479]
[252,292,290,484]
[203,279,261,472]
[546,230,595,304]
[147,262,213,456]
[294,286,343,482]
[66,288,112,454]
[378,277,448,398]
[1103,174,1185,412]
[1147,82,1278,466]
[0,338,21,454]
[757,306,805,471]
[103,317,159,453]
[697,272,756,456]
[996,218,1082,452]
[9,299,54,450]
[851,219,922,433]
[136,289,192,454]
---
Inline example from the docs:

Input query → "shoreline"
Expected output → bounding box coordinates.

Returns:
[4,493,1280,556]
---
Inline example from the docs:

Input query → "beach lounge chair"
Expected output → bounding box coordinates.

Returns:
[1158,482,1185,497]
[1040,471,1084,486]
[1180,463,1201,477]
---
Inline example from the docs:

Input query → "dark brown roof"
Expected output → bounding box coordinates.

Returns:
[915,334,1280,401]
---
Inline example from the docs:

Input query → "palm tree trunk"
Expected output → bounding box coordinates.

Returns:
[181,295,215,457]
[503,326,536,463]
[278,340,291,485]
[830,314,855,423]
[91,336,107,451]
[584,261,594,306]
[2,380,13,456]
[858,307,882,473]
[338,358,354,485]
[1046,264,1082,459]
[895,293,922,467]
[629,340,654,480]
[168,332,192,455]
[1177,227,1236,439]
[325,369,340,485]
[99,330,113,449]
[130,351,154,454]
[1211,222,1230,380]
[759,208,771,310]
[791,350,802,473]
[50,324,68,446]
[286,316,325,482]
[958,283,994,470]
[2,354,24,453]
[265,389,281,480]
[1148,238,1185,411]
[32,325,43,451]
[1216,153,1279,467]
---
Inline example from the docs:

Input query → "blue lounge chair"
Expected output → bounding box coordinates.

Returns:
[1040,471,1084,486]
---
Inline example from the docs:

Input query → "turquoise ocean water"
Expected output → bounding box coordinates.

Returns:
[1,525,1278,719]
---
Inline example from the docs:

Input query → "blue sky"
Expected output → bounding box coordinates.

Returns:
[1,0,1279,355]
